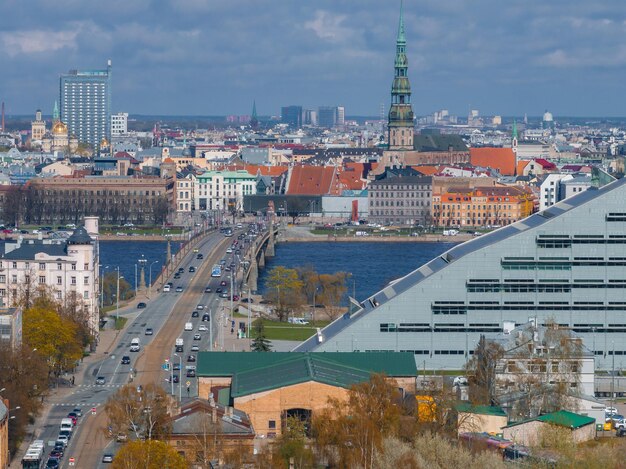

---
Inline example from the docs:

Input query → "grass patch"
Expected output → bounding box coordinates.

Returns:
[114,317,128,330]
[250,319,329,341]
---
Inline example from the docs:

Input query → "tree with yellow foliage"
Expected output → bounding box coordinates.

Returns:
[22,304,83,378]
[111,440,188,469]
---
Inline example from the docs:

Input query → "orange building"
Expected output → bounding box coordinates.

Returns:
[433,186,535,228]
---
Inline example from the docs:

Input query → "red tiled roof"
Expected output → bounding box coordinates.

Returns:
[287,165,341,195]
[225,164,288,177]
[337,168,367,191]
[410,165,441,176]
[469,148,516,176]
[534,158,557,170]
[516,160,530,175]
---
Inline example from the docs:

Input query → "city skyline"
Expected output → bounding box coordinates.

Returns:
[0,1,625,117]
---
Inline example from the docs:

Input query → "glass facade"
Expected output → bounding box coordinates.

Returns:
[60,61,112,148]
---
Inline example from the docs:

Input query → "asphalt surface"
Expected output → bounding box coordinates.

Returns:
[31,227,257,469]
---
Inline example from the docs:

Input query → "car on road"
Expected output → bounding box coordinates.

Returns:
[59,430,71,441]
[121,356,131,365]
[172,374,179,383]
[137,302,147,309]
[173,273,181,279]
[95,376,106,385]
[46,458,60,468]
[173,363,181,371]
[216,287,223,293]
[102,453,114,463]
[186,369,196,377]
[163,284,171,292]
[198,325,208,332]
[191,311,199,318]
[191,345,199,352]
[72,408,82,417]
[145,328,153,335]
[197,253,203,259]
[204,286,212,293]
[197,304,204,310]
[189,266,196,273]
[50,449,63,459]
[226,248,233,254]
[53,441,64,453]
[219,259,226,266]
[232,294,240,301]
[176,286,183,292]
[67,411,78,422]
[56,435,69,447]
[178,267,184,273]
[202,314,210,322]
[193,248,199,253]
[224,266,231,272]
[220,292,229,298]
[193,334,201,340]
[220,280,227,286]
[187,355,196,362]
[185,322,193,331]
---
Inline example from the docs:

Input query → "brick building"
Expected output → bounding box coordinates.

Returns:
[196,352,416,437]
[432,186,535,228]
[25,175,174,225]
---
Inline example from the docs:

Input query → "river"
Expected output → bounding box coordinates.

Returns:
[257,241,457,301]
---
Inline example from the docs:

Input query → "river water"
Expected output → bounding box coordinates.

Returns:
[257,241,457,301]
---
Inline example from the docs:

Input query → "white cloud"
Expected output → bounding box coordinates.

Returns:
[305,10,348,42]
[1,29,78,56]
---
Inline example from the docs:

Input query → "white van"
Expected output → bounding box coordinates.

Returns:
[60,418,73,433]
[184,322,193,331]
[130,337,140,352]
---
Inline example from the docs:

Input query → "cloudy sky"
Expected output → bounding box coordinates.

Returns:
[1,0,625,117]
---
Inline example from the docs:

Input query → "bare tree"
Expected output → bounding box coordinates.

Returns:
[104,383,171,441]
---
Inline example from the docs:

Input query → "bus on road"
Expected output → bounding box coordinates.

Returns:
[22,440,44,469]
[211,265,222,277]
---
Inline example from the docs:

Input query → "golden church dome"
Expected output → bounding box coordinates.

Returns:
[52,121,68,135]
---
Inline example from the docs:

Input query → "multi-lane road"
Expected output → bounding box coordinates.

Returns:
[29,226,257,469]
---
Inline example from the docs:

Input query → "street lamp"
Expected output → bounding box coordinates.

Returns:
[174,353,182,401]
[148,261,159,298]
[115,267,124,323]
[99,264,109,309]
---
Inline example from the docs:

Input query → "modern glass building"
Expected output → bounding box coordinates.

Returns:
[295,176,626,371]
[60,60,112,149]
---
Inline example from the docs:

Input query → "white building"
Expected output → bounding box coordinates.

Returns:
[111,112,128,136]
[176,174,195,213]
[539,173,573,211]
[0,218,100,340]
[194,170,256,213]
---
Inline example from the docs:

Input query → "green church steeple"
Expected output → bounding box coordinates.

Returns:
[388,0,414,151]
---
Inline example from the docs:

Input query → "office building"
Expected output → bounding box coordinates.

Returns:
[280,106,303,128]
[336,106,345,127]
[194,170,256,213]
[60,60,112,148]
[318,106,337,128]
[296,177,626,371]
[111,112,128,135]
[304,109,318,126]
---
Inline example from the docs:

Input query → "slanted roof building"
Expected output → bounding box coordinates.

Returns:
[294,176,626,371]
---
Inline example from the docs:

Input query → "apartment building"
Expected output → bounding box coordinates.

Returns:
[194,170,256,213]
[432,186,534,228]
[368,175,432,226]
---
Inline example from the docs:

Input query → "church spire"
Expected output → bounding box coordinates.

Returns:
[250,99,259,129]
[387,0,414,151]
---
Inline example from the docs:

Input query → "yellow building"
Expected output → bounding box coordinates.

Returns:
[31,110,46,142]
